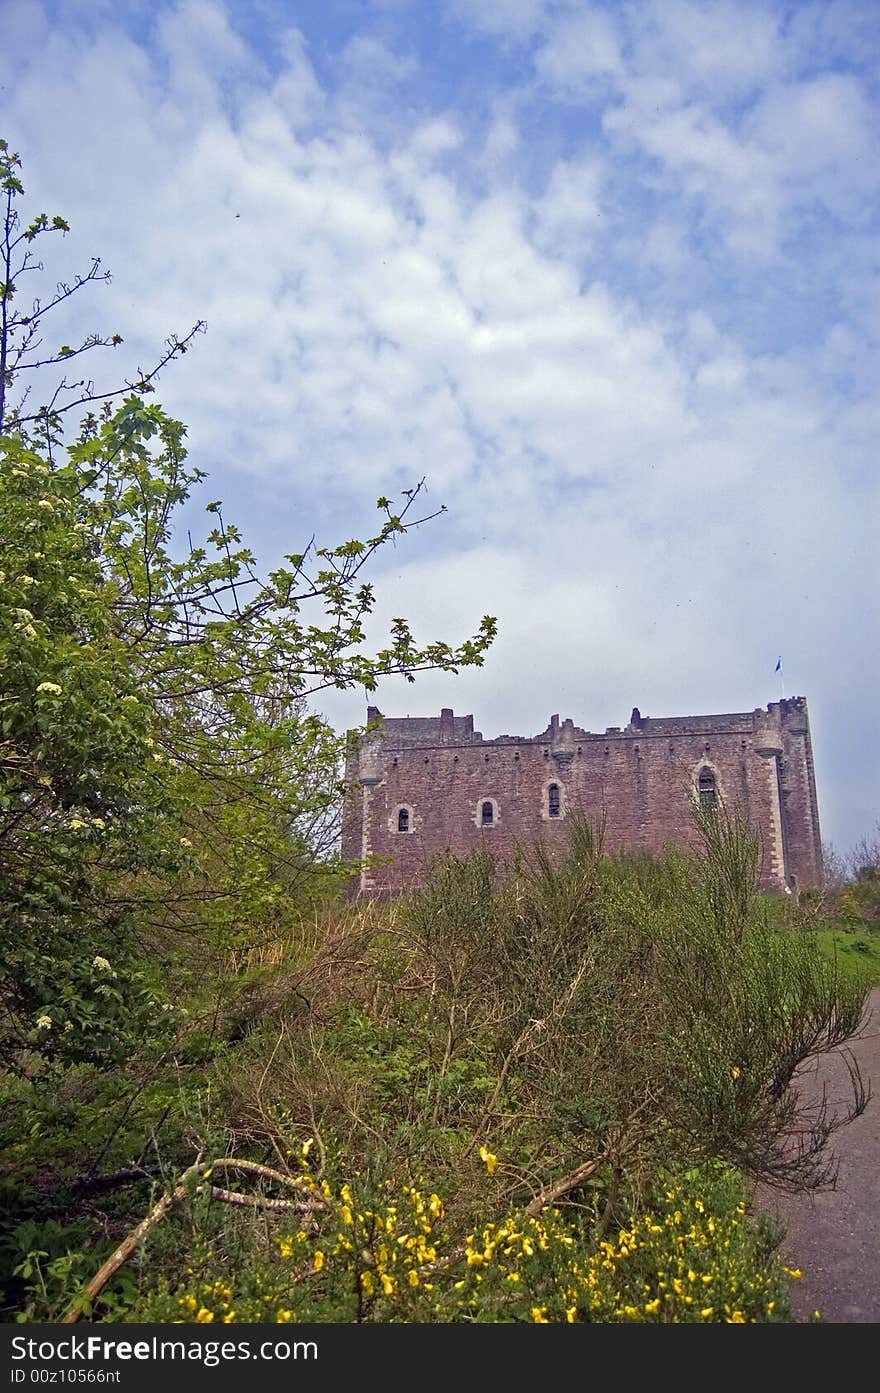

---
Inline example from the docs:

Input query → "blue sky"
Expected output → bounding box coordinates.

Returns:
[3,0,878,854]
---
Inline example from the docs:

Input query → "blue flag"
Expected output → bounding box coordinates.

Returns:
[775,657,782,672]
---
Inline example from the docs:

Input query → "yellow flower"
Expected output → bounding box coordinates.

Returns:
[195,1308,214,1323]
[35,1014,52,1030]
[279,1240,294,1258]
[700,1308,714,1319]
[380,1274,395,1296]
[479,1145,498,1174]
[783,1267,803,1280]
[276,1310,293,1323]
[408,1270,419,1287]
[17,573,35,585]
[37,499,55,511]
[36,682,62,695]
[179,837,193,847]
[644,1299,661,1315]
[731,1066,741,1079]
[313,1250,325,1272]
[360,1272,374,1296]
[531,1307,549,1323]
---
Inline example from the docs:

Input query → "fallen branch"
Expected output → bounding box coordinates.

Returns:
[524,1098,653,1218]
[72,1167,157,1194]
[196,1184,319,1215]
[60,1155,326,1324]
[61,1158,204,1324]
[524,1155,604,1218]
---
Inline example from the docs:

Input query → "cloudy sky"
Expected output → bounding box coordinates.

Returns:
[3,0,877,853]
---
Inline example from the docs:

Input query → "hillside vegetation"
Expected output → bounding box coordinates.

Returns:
[1,815,872,1323]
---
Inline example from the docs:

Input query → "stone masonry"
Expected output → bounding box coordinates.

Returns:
[341,697,823,898]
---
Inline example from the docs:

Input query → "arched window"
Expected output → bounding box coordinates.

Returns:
[697,767,717,810]
[397,807,410,833]
[548,783,561,817]
[481,800,495,827]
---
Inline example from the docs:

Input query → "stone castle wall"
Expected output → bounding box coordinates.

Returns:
[341,697,823,898]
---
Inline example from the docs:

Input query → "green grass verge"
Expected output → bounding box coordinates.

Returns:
[812,927,880,987]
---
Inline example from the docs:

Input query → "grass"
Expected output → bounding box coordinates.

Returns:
[760,894,880,987]
[812,926,880,987]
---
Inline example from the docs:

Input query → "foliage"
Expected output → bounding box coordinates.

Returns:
[392,812,866,1192]
[0,438,176,1068]
[132,1157,794,1324]
[818,823,880,927]
[2,815,865,1323]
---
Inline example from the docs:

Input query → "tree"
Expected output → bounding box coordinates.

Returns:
[0,137,496,1073]
[0,137,202,444]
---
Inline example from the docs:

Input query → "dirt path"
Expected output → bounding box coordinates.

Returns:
[755,986,880,1323]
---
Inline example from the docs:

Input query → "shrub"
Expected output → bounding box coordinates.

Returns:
[133,1157,794,1324]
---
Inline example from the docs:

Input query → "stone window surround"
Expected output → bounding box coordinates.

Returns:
[392,804,415,834]
[692,760,723,810]
[544,779,565,820]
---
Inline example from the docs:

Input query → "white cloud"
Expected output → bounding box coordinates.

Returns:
[626,0,783,100]
[270,30,326,129]
[746,74,880,222]
[532,155,604,258]
[445,0,570,44]
[534,7,623,94]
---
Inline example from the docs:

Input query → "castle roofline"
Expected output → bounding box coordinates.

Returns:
[357,698,809,749]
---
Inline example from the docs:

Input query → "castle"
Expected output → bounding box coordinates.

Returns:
[342,697,822,898]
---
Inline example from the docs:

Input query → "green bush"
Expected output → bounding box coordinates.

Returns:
[132,1158,794,1324]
